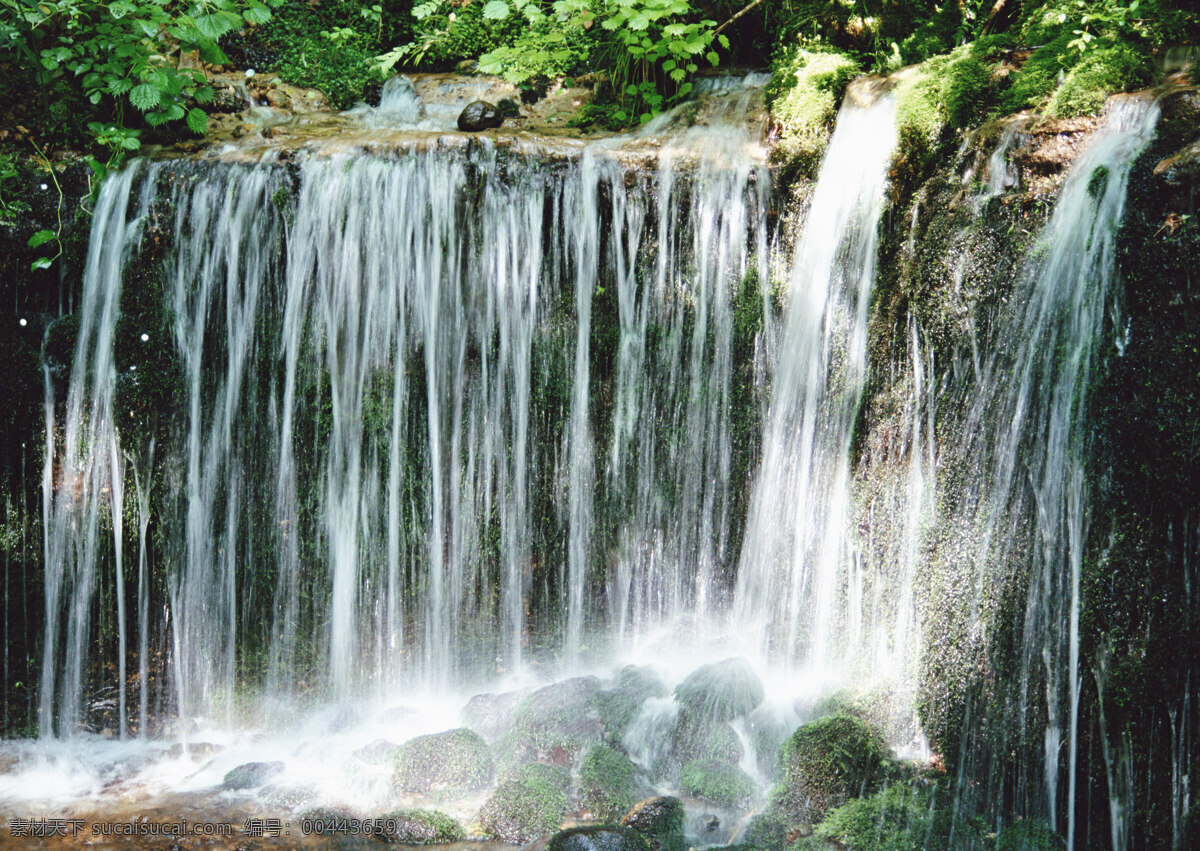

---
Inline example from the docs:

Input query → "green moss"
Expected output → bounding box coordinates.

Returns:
[581,745,645,821]
[377,810,466,845]
[812,782,981,850]
[995,819,1064,850]
[766,47,859,177]
[479,762,571,844]
[743,813,788,851]
[549,825,652,851]
[678,760,755,809]
[513,676,605,751]
[773,715,889,825]
[392,727,493,798]
[1046,42,1148,118]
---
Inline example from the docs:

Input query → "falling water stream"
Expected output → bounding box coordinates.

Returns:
[0,68,1169,847]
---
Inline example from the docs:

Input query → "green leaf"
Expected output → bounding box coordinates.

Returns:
[27,230,56,249]
[121,136,141,150]
[482,0,509,19]
[243,4,270,24]
[186,107,208,135]
[31,257,53,272]
[706,50,718,67]
[717,34,729,49]
[129,83,160,111]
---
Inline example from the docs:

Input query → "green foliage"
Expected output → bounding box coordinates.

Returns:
[678,760,755,808]
[0,152,30,225]
[379,0,527,72]
[4,0,278,141]
[262,6,382,110]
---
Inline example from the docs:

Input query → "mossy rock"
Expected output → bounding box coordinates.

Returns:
[392,727,493,798]
[259,784,318,809]
[593,666,668,743]
[376,809,465,844]
[670,711,743,769]
[678,760,755,809]
[580,745,648,822]
[514,676,605,751]
[742,813,788,851]
[773,715,889,825]
[1047,42,1148,119]
[462,690,525,741]
[745,705,800,779]
[479,762,571,843]
[548,824,653,851]
[222,760,285,790]
[621,796,685,850]
[674,658,764,723]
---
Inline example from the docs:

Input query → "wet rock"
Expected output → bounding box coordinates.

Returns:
[620,796,685,851]
[771,714,889,825]
[594,666,669,743]
[376,809,465,844]
[457,100,504,132]
[479,762,570,843]
[167,741,221,759]
[462,689,524,741]
[548,825,652,851]
[514,676,605,751]
[354,738,398,765]
[669,712,743,769]
[580,745,649,822]
[678,760,755,809]
[222,760,285,790]
[674,658,764,723]
[392,727,492,798]
[744,704,799,778]
[260,784,318,810]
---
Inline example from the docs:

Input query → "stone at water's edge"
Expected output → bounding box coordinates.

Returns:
[375,809,465,844]
[458,99,504,131]
[549,824,653,851]
[462,689,526,742]
[221,760,285,790]
[772,714,890,826]
[479,762,571,844]
[392,727,493,798]
[620,796,686,851]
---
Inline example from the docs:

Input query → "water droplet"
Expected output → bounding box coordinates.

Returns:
[140,332,150,342]
[18,318,27,327]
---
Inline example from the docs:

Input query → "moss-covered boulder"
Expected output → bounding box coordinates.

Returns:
[674,658,764,723]
[462,690,525,741]
[580,745,647,821]
[678,760,755,809]
[376,809,465,844]
[620,796,685,851]
[669,712,743,769]
[392,727,493,798]
[742,813,788,851]
[514,676,605,752]
[222,761,285,790]
[773,715,889,825]
[548,824,653,851]
[479,762,571,843]
[594,666,668,743]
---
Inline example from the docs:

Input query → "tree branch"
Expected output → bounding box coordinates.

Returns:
[714,0,765,37]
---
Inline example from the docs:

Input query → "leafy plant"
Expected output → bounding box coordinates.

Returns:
[7,0,281,144]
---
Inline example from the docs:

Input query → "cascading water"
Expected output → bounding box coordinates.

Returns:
[35,77,771,737]
[734,80,902,682]
[946,95,1160,843]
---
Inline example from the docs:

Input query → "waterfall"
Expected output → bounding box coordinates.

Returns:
[949,95,1160,840]
[37,80,770,731]
[734,81,899,678]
